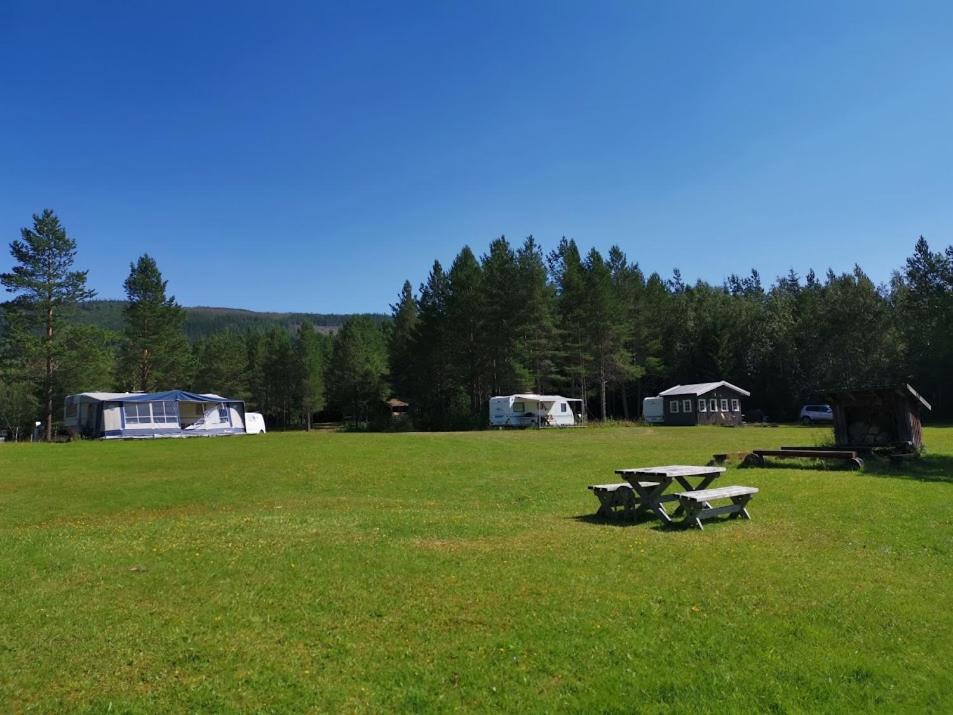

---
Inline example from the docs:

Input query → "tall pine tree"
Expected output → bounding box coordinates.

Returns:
[1,210,95,440]
[118,255,190,391]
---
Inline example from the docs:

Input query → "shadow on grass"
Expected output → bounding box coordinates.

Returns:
[570,513,644,528]
[859,453,953,484]
[571,513,751,533]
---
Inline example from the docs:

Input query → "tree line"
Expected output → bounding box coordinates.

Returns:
[385,234,953,429]
[1,210,952,438]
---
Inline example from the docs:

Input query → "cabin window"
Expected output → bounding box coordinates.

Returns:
[682,399,692,412]
[671,400,679,413]
[720,398,729,412]
[698,399,707,412]
[731,399,740,412]
[709,398,717,411]
[513,401,525,414]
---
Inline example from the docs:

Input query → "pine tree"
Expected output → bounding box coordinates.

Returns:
[295,322,327,430]
[388,281,418,402]
[326,316,389,427]
[0,210,95,440]
[446,247,485,420]
[118,255,190,391]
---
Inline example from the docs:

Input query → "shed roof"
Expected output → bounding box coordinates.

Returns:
[658,381,751,397]
[824,384,931,411]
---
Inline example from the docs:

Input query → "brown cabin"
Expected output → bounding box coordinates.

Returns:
[658,381,750,426]
[824,384,931,453]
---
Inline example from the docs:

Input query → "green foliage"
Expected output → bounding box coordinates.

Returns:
[118,255,192,391]
[1,426,952,710]
[73,300,385,340]
[0,210,96,439]
[325,316,389,426]
[294,323,328,429]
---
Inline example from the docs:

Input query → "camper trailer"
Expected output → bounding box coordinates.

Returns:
[489,394,581,428]
[642,396,665,423]
[63,390,247,439]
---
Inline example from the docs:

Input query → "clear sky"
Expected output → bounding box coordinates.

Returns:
[2,1,952,313]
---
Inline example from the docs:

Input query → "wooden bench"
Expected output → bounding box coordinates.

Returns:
[675,485,758,530]
[742,449,863,470]
[587,482,659,518]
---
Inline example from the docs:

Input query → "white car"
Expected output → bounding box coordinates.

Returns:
[799,404,833,425]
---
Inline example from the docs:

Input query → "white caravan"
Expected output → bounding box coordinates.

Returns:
[642,396,665,423]
[245,412,267,434]
[489,394,582,428]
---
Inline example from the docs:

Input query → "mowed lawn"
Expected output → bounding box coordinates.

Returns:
[1,426,952,713]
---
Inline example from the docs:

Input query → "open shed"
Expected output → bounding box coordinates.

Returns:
[824,384,931,453]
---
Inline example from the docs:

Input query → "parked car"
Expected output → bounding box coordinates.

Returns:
[799,404,833,425]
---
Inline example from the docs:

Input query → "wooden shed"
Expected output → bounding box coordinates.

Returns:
[824,384,931,453]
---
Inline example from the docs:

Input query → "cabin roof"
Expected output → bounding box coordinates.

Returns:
[658,381,751,398]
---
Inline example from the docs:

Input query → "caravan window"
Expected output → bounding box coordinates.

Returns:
[512,401,525,414]
[561,403,567,413]
[65,398,78,419]
[152,401,178,424]
[218,404,229,422]
[124,402,149,424]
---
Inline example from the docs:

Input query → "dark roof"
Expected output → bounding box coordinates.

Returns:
[824,384,931,412]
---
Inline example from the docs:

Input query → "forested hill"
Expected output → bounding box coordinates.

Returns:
[73,300,387,340]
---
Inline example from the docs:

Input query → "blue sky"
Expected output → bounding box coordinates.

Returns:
[2,1,951,313]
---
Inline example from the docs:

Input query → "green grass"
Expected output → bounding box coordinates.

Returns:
[1,425,952,713]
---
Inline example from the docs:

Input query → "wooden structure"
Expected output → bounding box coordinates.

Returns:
[587,482,641,518]
[613,465,725,525]
[740,448,863,470]
[385,398,409,418]
[824,384,931,453]
[655,381,750,426]
[676,486,758,530]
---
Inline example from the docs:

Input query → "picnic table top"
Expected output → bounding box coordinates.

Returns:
[614,464,726,478]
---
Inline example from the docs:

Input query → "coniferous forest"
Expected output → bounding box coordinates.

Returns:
[1,210,952,438]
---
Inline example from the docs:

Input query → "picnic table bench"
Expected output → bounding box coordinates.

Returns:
[676,486,758,530]
[587,482,657,518]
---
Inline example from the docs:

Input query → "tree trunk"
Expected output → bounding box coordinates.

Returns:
[600,367,608,422]
[45,306,53,441]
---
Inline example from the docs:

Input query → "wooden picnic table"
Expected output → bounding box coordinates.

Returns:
[614,464,726,525]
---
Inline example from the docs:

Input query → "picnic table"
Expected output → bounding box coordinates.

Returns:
[613,464,726,525]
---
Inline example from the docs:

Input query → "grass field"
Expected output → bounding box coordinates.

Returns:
[2,425,952,713]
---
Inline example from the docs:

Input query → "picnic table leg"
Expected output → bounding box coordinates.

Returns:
[729,494,753,520]
[671,475,717,516]
[635,481,673,525]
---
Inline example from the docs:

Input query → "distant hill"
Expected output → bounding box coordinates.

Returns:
[73,300,388,340]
